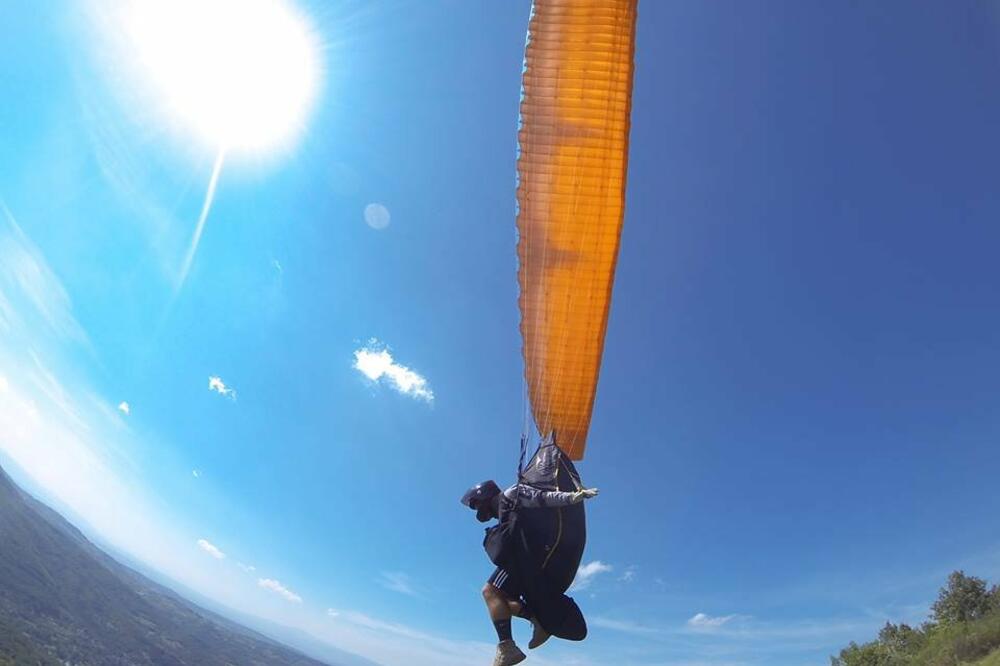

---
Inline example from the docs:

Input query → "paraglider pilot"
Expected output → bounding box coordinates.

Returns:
[462,466,599,666]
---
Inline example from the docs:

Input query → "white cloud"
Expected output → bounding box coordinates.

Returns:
[117,401,130,415]
[0,375,9,393]
[326,608,340,617]
[208,375,236,400]
[272,258,283,274]
[619,565,637,583]
[687,612,739,632]
[569,560,613,592]
[363,202,390,230]
[191,469,200,478]
[237,562,256,573]
[378,571,418,597]
[353,341,433,402]
[258,578,303,603]
[197,539,226,560]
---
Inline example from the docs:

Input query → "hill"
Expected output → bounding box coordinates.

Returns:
[0,462,336,665]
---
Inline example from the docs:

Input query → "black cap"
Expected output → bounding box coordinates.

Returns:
[461,480,501,522]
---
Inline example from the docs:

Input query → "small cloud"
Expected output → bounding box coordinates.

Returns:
[117,401,130,416]
[208,375,236,400]
[191,469,201,478]
[237,562,256,573]
[326,608,340,618]
[687,612,738,632]
[570,560,613,592]
[271,258,283,274]
[197,538,226,560]
[378,571,418,597]
[0,375,9,393]
[364,202,391,230]
[619,565,637,583]
[353,340,433,403]
[258,578,302,603]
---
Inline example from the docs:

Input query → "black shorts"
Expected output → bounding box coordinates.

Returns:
[488,566,523,600]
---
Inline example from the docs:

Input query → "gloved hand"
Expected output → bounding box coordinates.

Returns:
[571,488,599,503]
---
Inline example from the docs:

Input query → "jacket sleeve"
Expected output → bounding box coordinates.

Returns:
[503,484,577,508]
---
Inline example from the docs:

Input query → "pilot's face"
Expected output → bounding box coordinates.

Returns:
[473,498,496,522]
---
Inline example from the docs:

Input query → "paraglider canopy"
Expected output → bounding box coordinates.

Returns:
[516,0,638,460]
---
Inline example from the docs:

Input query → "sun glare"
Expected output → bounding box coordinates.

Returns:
[124,0,320,153]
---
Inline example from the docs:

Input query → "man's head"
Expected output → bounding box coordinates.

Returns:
[461,480,501,522]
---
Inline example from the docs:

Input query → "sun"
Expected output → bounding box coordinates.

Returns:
[124,0,320,153]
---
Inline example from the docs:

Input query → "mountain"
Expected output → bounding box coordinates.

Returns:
[0,463,341,666]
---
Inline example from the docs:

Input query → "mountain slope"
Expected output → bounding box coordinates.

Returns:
[0,463,334,666]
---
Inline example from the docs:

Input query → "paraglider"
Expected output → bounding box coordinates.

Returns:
[463,1,638,663]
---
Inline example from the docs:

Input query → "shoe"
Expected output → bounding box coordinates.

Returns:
[493,639,526,666]
[528,617,550,649]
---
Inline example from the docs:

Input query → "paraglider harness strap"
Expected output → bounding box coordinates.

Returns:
[483,435,531,568]
[545,432,584,492]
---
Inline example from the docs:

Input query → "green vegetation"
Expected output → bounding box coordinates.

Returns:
[833,571,1000,666]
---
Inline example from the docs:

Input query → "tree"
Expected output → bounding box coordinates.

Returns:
[878,621,923,655]
[831,640,892,666]
[932,571,997,625]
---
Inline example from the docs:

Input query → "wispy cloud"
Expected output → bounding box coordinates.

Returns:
[353,340,433,402]
[191,469,200,478]
[590,615,661,636]
[26,351,88,430]
[335,610,434,642]
[570,560,613,591]
[117,401,130,415]
[237,562,256,573]
[258,578,303,603]
[378,571,418,597]
[319,608,534,666]
[687,612,740,632]
[197,539,226,560]
[0,203,87,344]
[619,564,637,583]
[177,150,226,291]
[208,375,236,400]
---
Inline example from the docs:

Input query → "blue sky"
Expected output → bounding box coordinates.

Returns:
[3,1,1000,665]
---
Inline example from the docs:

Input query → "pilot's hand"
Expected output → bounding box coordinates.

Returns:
[572,488,600,503]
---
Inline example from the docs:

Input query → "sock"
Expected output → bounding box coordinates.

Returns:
[493,618,513,643]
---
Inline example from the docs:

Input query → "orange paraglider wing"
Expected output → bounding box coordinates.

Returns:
[517,0,638,460]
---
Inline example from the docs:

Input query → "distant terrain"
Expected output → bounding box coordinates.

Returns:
[0,463,335,666]
[833,571,1000,666]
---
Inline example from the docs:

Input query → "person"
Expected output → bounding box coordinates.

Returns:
[462,479,599,666]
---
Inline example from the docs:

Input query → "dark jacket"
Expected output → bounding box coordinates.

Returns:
[490,444,588,641]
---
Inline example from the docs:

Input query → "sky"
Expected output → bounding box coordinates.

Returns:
[3,1,1000,665]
